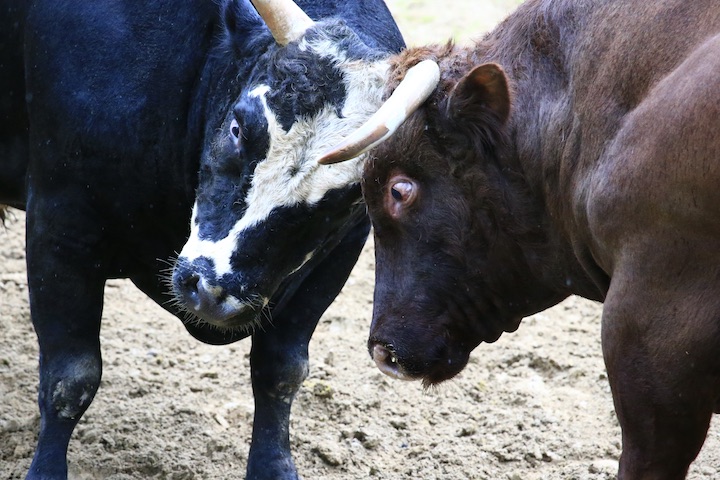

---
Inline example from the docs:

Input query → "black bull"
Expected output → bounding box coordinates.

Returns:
[352,0,720,478]
[0,0,403,478]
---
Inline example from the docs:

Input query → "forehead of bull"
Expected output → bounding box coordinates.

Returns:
[252,31,388,197]
[261,24,390,129]
[264,44,344,131]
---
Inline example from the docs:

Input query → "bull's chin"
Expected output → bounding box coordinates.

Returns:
[370,343,469,387]
[370,317,523,386]
[189,303,263,330]
[420,354,469,387]
[420,319,523,385]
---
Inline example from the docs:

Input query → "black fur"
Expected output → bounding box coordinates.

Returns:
[0,1,403,478]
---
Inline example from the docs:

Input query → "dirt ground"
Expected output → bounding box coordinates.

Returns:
[2,1,720,479]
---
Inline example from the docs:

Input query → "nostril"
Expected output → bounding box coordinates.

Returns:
[172,261,245,325]
[173,268,206,310]
[372,343,392,365]
[182,274,200,294]
[371,343,411,381]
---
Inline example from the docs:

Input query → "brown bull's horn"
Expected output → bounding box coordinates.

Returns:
[317,59,441,165]
[250,0,315,46]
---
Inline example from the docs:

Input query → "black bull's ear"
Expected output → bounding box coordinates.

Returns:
[223,0,269,56]
[448,63,511,126]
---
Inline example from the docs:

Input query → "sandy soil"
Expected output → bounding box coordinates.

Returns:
[2,1,720,479]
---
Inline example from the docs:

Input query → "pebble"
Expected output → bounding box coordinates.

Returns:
[213,413,229,428]
[312,441,344,466]
[351,429,379,450]
[389,418,407,430]
[1,418,21,432]
[312,382,333,399]
[588,459,619,474]
[456,426,476,437]
[694,466,717,477]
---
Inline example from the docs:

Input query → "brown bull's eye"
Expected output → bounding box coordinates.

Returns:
[385,176,418,218]
[390,182,414,202]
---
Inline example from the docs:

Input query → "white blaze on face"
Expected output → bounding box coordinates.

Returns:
[180,207,238,277]
[179,44,390,281]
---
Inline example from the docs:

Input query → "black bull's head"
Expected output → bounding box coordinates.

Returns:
[171,0,396,331]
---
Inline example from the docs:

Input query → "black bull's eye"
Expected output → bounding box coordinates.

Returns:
[230,118,241,140]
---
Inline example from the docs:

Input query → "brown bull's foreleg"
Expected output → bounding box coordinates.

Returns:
[583,35,720,479]
[601,271,720,480]
[604,346,713,479]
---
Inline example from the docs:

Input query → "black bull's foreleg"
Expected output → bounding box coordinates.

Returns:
[24,203,106,479]
[23,193,368,480]
[245,217,370,480]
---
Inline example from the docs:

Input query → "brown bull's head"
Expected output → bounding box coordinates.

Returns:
[322,55,566,385]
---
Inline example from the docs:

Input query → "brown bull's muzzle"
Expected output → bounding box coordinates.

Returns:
[368,324,472,386]
[369,342,415,381]
[317,59,441,165]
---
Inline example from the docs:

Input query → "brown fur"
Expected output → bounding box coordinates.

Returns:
[364,0,720,478]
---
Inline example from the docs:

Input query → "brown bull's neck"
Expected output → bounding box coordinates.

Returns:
[482,8,607,300]
[384,3,609,301]
[492,3,610,302]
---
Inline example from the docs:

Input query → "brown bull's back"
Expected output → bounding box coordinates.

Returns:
[362,0,720,478]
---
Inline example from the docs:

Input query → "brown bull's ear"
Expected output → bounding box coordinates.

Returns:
[449,63,511,125]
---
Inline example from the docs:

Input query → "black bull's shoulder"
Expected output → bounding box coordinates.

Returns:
[0,0,403,478]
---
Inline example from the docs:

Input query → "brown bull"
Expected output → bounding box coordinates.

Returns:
[319,0,720,477]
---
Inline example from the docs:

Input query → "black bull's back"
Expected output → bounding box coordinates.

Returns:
[0,0,403,478]
[362,0,720,478]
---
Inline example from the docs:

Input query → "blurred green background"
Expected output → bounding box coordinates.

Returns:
[384,0,524,45]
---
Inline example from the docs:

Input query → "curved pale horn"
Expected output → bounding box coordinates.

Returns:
[250,0,315,46]
[318,60,441,165]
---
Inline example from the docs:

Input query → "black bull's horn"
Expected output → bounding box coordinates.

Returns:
[318,60,441,165]
[250,0,315,46]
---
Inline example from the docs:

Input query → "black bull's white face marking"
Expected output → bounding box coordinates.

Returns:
[172,24,389,330]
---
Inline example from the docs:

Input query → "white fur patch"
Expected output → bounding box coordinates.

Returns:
[179,46,389,283]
